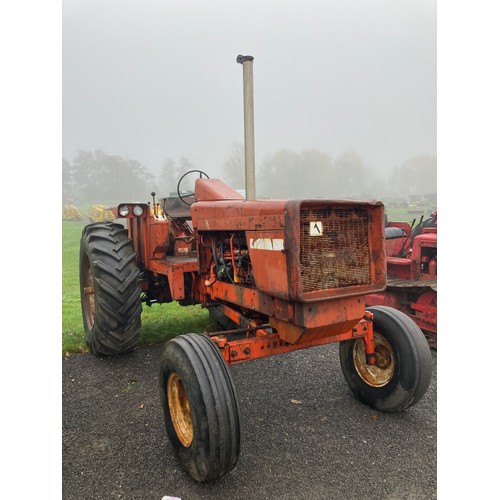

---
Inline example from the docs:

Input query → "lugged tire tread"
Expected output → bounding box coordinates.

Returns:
[80,222,142,355]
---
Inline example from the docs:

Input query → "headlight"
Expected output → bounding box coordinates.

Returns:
[132,205,144,216]
[118,206,130,217]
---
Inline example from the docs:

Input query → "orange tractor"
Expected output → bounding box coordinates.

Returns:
[365,212,437,348]
[79,56,432,482]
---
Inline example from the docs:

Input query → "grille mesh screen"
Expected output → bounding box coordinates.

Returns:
[299,207,371,292]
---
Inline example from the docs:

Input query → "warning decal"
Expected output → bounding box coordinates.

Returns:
[310,221,323,236]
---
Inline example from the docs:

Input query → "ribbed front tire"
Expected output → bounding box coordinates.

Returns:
[159,333,241,482]
[339,306,432,412]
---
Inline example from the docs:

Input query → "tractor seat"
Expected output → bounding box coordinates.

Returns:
[385,227,406,240]
[161,196,194,219]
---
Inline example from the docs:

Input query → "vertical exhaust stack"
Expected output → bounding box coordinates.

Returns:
[237,55,256,201]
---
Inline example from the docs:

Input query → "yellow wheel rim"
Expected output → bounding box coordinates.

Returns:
[82,254,95,330]
[353,332,395,387]
[167,372,193,447]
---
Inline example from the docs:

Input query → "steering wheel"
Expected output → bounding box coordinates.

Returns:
[177,170,210,205]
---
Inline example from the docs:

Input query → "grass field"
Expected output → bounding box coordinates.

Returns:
[385,206,436,223]
[62,221,212,355]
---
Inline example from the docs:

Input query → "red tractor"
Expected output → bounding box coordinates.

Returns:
[78,56,432,482]
[365,212,437,348]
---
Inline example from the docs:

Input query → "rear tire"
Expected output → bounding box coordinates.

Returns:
[79,222,142,355]
[339,306,432,412]
[159,333,240,482]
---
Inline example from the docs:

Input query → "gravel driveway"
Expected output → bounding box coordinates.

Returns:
[62,341,437,500]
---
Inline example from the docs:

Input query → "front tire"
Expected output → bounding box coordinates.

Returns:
[79,222,142,355]
[159,333,241,482]
[339,306,432,412]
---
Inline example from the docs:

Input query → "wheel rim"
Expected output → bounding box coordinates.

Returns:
[353,332,395,387]
[82,254,95,330]
[167,372,193,447]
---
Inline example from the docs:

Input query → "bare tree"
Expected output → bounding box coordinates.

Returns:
[257,148,335,198]
[331,150,370,198]
[62,158,77,203]
[389,154,437,197]
[222,142,245,190]
[158,158,177,196]
[70,150,158,204]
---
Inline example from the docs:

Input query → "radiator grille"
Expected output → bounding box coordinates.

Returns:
[299,207,371,292]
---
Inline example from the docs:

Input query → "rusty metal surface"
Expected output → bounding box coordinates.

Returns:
[247,229,289,298]
[284,199,386,303]
[387,277,437,290]
[166,373,193,448]
[192,197,286,232]
[194,178,245,202]
[214,318,369,365]
[299,207,371,292]
[352,333,395,387]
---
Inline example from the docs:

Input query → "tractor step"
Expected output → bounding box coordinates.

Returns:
[387,277,437,291]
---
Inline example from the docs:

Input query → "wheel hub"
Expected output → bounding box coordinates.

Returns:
[167,372,193,447]
[353,333,395,387]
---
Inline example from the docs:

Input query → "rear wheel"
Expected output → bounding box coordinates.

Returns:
[159,333,240,482]
[79,222,142,355]
[339,306,432,412]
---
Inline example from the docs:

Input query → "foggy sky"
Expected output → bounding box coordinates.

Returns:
[62,0,436,179]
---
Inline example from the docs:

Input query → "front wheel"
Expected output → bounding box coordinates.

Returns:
[339,306,432,412]
[159,333,241,482]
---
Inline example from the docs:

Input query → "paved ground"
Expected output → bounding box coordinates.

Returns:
[62,342,437,500]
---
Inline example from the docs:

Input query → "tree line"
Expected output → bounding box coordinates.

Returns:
[219,143,436,200]
[62,150,197,205]
[63,145,436,205]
